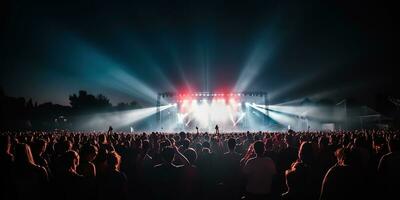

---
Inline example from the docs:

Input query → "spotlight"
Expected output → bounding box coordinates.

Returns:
[238,103,242,106]
[173,103,177,107]
[229,98,235,104]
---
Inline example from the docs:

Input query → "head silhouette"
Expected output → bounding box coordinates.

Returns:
[62,150,80,172]
[80,144,98,162]
[298,142,314,165]
[161,146,175,163]
[228,138,236,151]
[335,147,354,166]
[184,148,197,165]
[15,143,35,166]
[253,141,265,156]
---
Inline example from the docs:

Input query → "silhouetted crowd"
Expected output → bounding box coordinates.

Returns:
[1,129,399,200]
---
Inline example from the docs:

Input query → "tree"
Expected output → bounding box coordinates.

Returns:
[26,98,34,110]
[96,94,112,108]
[129,100,138,108]
[69,90,112,112]
[116,102,129,110]
[115,100,140,111]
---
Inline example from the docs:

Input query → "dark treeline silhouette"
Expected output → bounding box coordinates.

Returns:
[69,91,113,112]
[1,86,399,131]
[0,130,399,200]
[0,89,140,131]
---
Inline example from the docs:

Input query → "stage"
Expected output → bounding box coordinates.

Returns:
[156,92,270,132]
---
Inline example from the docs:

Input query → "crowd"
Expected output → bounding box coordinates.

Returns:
[0,129,399,200]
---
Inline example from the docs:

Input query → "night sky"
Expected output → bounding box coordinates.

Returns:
[1,0,397,106]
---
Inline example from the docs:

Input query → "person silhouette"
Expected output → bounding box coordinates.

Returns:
[107,126,113,134]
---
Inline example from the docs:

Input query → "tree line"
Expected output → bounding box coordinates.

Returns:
[0,88,141,131]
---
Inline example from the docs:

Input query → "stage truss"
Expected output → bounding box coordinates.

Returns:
[156,92,269,132]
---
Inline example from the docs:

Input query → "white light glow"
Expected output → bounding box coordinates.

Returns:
[84,104,174,130]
